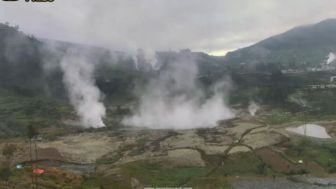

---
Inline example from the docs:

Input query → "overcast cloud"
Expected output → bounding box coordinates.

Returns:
[1,0,336,55]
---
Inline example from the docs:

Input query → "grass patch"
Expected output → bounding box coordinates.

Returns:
[80,176,102,189]
[0,89,72,137]
[262,109,336,125]
[118,153,270,188]
[214,152,272,176]
[190,177,233,189]
[286,139,336,173]
[121,160,211,187]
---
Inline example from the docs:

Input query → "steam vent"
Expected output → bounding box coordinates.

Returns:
[1,2,336,188]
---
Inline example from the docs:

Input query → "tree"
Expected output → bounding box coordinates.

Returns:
[27,124,39,188]
[27,124,38,140]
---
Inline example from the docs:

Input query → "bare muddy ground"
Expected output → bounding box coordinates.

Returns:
[1,116,336,188]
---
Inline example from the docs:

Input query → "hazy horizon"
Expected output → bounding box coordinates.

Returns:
[1,0,336,56]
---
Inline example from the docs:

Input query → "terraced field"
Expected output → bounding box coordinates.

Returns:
[0,115,336,188]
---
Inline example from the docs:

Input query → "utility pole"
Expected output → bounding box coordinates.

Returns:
[27,125,38,189]
[34,136,38,189]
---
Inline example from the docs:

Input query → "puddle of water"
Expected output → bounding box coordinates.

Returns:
[286,124,331,139]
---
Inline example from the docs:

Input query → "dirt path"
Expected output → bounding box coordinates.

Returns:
[179,120,268,187]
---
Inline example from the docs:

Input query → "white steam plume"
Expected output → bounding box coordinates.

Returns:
[327,52,336,64]
[248,101,260,116]
[132,49,159,71]
[60,49,106,128]
[122,55,234,129]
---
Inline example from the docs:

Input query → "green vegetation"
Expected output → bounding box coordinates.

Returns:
[107,153,269,188]
[286,139,336,173]
[190,177,233,189]
[226,19,336,70]
[81,175,132,189]
[80,176,103,189]
[263,107,336,125]
[0,89,72,137]
[121,161,211,187]
[264,110,296,124]
[213,152,273,176]
[1,18,336,189]
[0,143,17,188]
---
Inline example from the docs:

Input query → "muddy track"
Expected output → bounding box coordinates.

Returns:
[131,130,179,155]
[179,120,269,187]
[97,131,179,165]
[208,120,268,174]
[150,131,179,152]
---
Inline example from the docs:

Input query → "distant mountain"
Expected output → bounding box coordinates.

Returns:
[0,23,224,98]
[0,23,45,95]
[225,19,336,71]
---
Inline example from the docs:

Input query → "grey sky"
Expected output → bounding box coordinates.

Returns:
[1,0,336,55]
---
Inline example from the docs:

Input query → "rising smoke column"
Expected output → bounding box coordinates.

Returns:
[60,49,106,128]
[327,52,336,64]
[248,101,260,116]
[123,54,234,129]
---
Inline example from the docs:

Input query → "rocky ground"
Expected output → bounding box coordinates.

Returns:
[1,114,336,188]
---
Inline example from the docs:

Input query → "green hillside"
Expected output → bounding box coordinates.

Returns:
[225,19,336,70]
